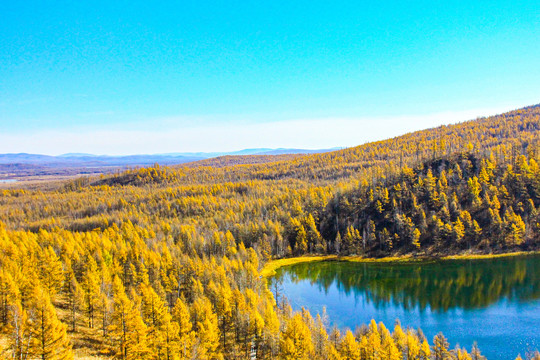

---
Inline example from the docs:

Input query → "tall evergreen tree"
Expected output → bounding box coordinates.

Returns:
[27,289,73,360]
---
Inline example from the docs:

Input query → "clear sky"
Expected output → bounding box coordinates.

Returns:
[1,0,538,155]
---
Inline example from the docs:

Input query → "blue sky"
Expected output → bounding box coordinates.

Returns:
[1,0,538,155]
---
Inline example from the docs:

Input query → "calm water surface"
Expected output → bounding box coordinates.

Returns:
[270,255,540,360]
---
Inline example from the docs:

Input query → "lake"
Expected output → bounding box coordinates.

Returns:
[270,255,540,360]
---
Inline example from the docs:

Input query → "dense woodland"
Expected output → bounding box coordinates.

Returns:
[0,105,539,359]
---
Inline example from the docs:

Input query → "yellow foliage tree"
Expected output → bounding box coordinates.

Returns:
[191,297,221,360]
[171,297,194,360]
[108,276,149,360]
[280,313,314,360]
[38,247,64,300]
[27,289,73,360]
[339,330,360,360]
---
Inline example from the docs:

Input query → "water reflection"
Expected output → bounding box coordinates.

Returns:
[272,255,540,311]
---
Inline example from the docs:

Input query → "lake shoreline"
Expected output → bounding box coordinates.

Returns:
[260,250,540,277]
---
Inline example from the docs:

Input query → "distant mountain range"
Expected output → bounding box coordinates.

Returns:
[142,148,340,158]
[0,148,338,179]
[0,148,338,166]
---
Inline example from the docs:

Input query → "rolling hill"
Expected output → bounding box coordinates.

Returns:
[0,104,539,359]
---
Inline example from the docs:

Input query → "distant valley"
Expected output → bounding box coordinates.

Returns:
[0,148,337,181]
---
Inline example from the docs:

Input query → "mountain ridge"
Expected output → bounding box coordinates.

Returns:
[0,148,338,179]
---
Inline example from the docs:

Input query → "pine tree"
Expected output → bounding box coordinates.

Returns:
[8,302,33,360]
[412,228,421,249]
[405,331,421,360]
[81,256,101,329]
[171,297,194,360]
[453,218,465,244]
[190,297,221,360]
[392,322,406,354]
[0,268,19,328]
[329,325,341,350]
[467,177,482,208]
[108,276,149,360]
[280,313,314,360]
[98,261,114,338]
[334,231,342,254]
[470,342,486,360]
[339,330,360,360]
[206,280,233,353]
[261,302,280,358]
[38,247,64,300]
[304,213,324,253]
[343,225,361,255]
[381,333,401,360]
[140,283,173,359]
[296,226,308,255]
[312,313,328,358]
[419,339,431,360]
[64,269,83,332]
[425,169,440,209]
[27,289,73,360]
[433,332,450,360]
[472,220,483,245]
[453,346,473,360]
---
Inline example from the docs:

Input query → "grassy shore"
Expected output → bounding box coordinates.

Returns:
[260,256,334,277]
[260,251,540,277]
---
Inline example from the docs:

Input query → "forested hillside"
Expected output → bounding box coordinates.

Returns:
[0,105,539,359]
[321,152,540,255]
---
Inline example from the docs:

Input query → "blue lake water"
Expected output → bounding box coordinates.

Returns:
[270,255,540,359]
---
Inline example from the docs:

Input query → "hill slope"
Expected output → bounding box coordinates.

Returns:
[319,152,539,256]
[0,105,539,359]
[100,104,540,186]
